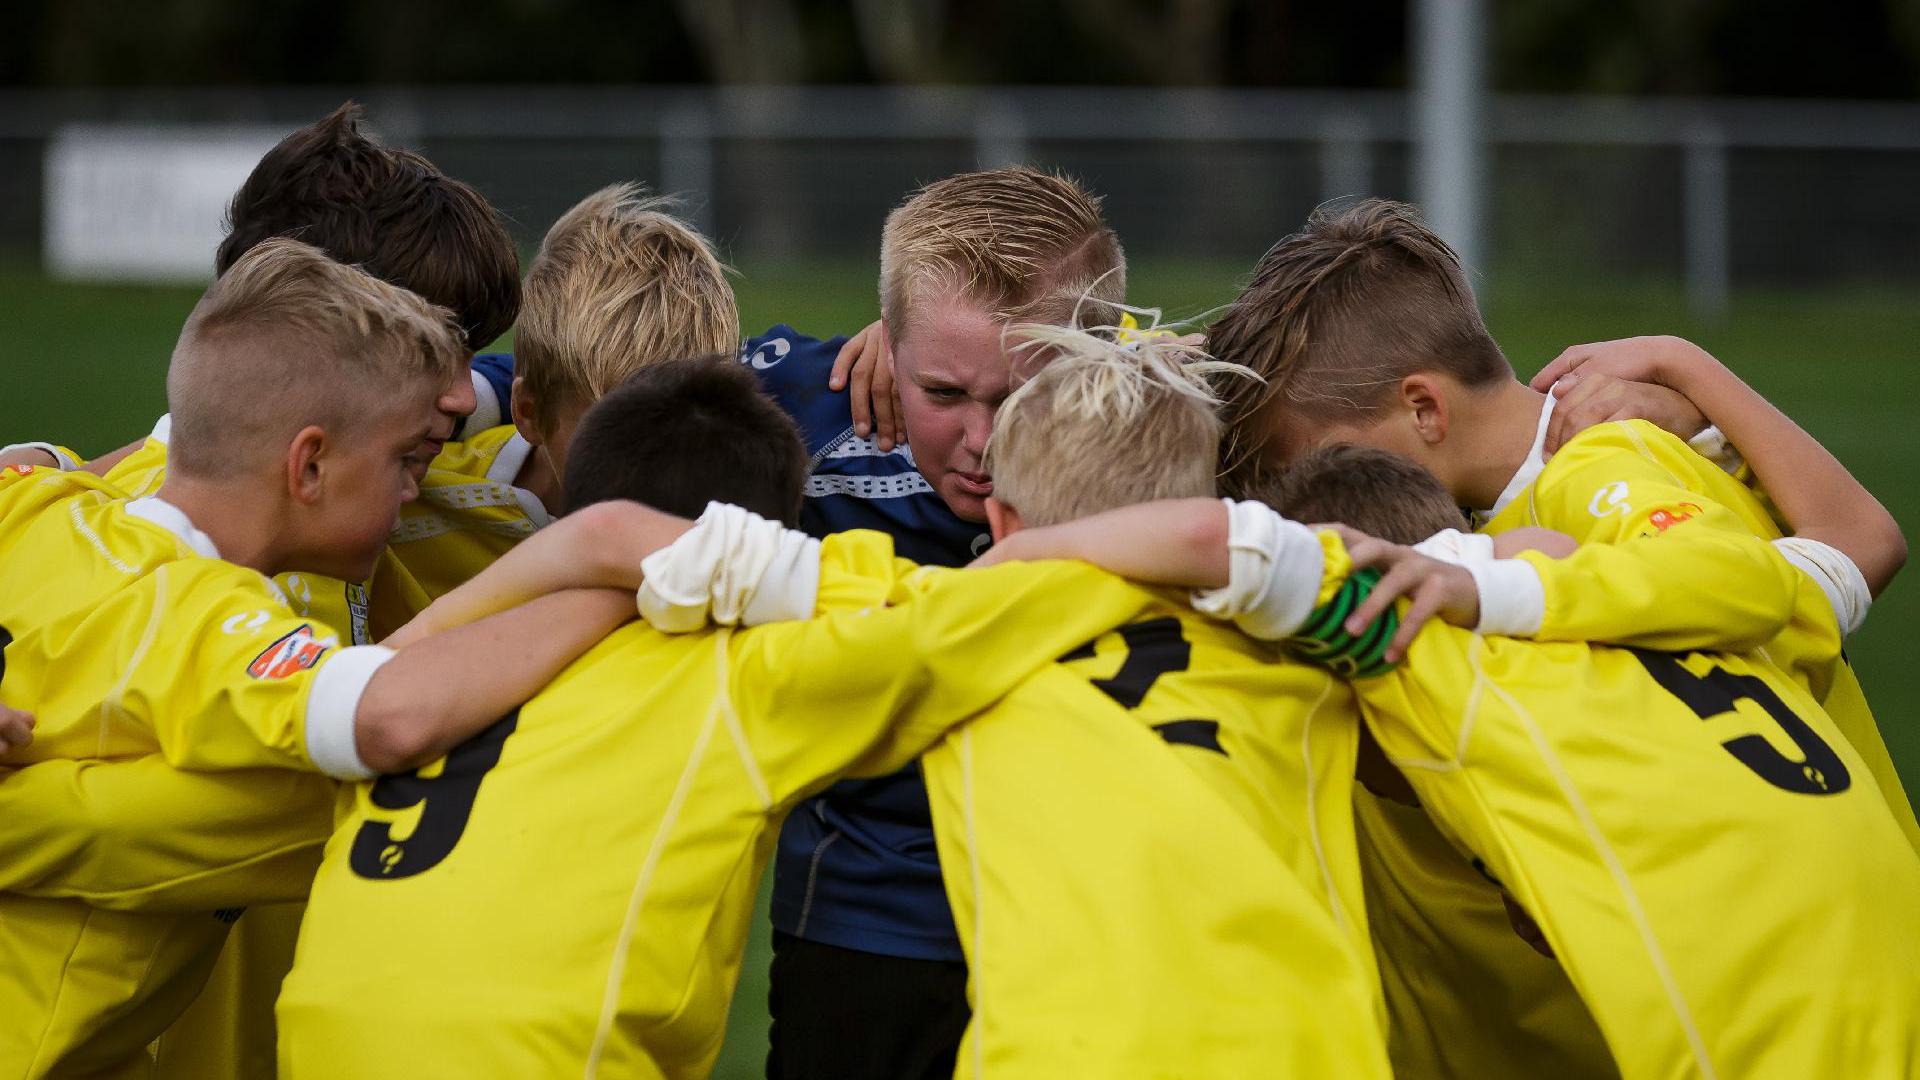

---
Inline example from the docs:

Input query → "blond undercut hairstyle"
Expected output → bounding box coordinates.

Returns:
[879,167,1126,344]
[515,184,738,435]
[984,324,1252,528]
[167,237,466,479]
[1208,198,1512,497]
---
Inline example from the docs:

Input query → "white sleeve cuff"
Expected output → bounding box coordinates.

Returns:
[1774,537,1872,638]
[1413,528,1497,565]
[0,442,79,470]
[303,645,394,780]
[1190,498,1327,640]
[1462,558,1546,637]
[1687,424,1746,477]
[637,502,820,633]
[465,370,503,435]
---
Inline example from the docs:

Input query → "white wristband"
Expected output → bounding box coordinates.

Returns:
[0,442,79,470]
[1190,498,1326,640]
[1462,558,1546,637]
[637,502,822,633]
[1413,528,1497,565]
[1687,425,1746,478]
[1774,537,1871,638]
[304,645,395,780]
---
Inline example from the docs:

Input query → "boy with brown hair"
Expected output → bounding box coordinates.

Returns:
[1190,197,1913,1077]
[0,240,631,1079]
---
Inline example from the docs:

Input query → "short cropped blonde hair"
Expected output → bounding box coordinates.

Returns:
[879,167,1126,344]
[984,324,1251,528]
[516,184,739,434]
[168,237,466,478]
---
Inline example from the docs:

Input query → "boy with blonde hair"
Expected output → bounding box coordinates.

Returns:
[1005,436,1919,1078]
[385,182,740,613]
[0,240,631,1079]
[276,356,1184,1078]
[738,165,1132,1079]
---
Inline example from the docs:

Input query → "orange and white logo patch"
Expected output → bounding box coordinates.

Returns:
[1647,502,1704,533]
[5,464,37,476]
[247,624,331,680]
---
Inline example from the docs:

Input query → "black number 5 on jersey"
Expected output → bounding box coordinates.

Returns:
[1631,649,1851,796]
[348,709,520,880]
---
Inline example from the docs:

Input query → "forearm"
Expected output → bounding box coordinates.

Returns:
[392,500,692,645]
[1524,532,1798,652]
[1665,353,1905,594]
[355,588,635,772]
[0,759,332,911]
[980,499,1230,587]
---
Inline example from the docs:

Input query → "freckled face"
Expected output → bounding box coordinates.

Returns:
[891,299,1017,523]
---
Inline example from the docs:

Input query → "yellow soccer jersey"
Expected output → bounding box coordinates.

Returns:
[1359,620,1920,1078]
[101,415,378,645]
[1482,415,1920,852]
[277,548,1167,1080]
[0,473,378,1077]
[920,608,1391,1079]
[1353,791,1615,1080]
[386,424,552,609]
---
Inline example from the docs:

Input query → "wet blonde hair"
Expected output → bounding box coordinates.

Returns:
[167,237,466,478]
[879,167,1126,345]
[985,320,1254,527]
[516,183,739,434]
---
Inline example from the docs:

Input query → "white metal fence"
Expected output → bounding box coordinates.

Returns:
[6,85,1920,317]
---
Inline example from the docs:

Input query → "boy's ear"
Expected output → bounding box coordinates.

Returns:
[509,377,542,446]
[286,425,329,506]
[985,497,1024,543]
[1399,374,1451,446]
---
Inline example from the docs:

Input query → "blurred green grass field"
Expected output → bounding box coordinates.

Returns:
[2,259,1915,1078]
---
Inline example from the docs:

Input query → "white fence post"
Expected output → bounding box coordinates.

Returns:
[1683,120,1731,322]
[661,100,715,238]
[1413,0,1488,274]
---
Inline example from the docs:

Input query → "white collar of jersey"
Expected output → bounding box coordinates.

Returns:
[1476,394,1556,527]
[485,431,554,529]
[147,414,172,447]
[125,495,221,559]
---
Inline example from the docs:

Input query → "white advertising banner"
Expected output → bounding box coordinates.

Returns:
[44,124,285,282]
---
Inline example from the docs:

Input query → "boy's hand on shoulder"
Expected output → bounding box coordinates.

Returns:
[828,319,903,451]
[1532,335,1731,455]
[1332,526,1481,662]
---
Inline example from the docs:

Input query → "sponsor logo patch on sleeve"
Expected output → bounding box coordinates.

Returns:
[247,624,332,680]
[1646,502,1704,534]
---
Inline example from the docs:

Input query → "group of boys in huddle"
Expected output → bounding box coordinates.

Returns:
[0,102,1914,1080]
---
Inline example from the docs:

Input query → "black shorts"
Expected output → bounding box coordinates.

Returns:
[765,931,970,1080]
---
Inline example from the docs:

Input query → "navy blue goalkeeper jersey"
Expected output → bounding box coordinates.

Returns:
[743,326,988,961]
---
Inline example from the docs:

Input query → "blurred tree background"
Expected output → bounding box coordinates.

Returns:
[6,0,1920,95]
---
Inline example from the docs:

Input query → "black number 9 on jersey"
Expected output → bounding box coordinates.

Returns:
[348,710,520,880]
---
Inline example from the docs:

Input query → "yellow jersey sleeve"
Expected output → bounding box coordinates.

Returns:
[101,430,171,499]
[0,465,124,542]
[120,561,391,778]
[1509,420,1804,652]
[812,529,922,614]
[0,757,331,911]
[728,560,1162,803]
